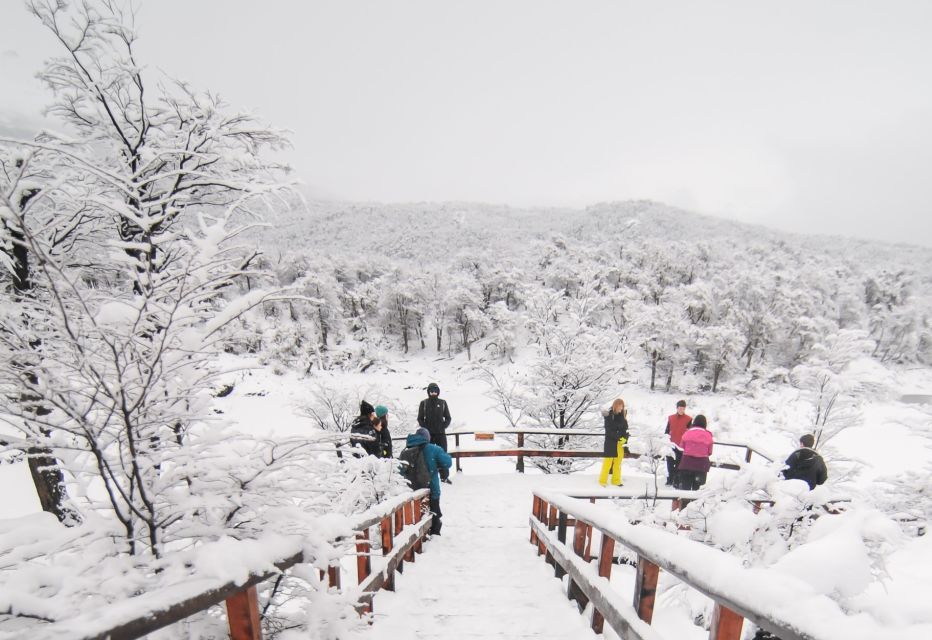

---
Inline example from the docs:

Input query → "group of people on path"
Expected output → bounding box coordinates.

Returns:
[600,398,828,491]
[349,382,453,535]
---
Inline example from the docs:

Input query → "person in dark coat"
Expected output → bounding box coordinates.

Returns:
[675,414,713,490]
[599,398,629,486]
[664,400,692,486]
[401,427,453,535]
[373,405,392,459]
[417,382,452,482]
[782,434,827,489]
[349,400,379,456]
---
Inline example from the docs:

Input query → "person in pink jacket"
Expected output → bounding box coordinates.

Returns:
[674,414,713,490]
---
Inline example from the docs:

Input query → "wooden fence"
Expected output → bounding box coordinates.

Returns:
[529,490,875,640]
[34,490,432,640]
[429,428,774,473]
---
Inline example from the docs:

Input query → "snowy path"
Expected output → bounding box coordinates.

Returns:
[354,473,605,639]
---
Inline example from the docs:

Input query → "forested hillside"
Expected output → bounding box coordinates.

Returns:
[242,198,932,395]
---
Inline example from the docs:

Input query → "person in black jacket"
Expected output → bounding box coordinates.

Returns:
[782,433,828,489]
[599,398,629,486]
[417,382,452,482]
[349,401,379,456]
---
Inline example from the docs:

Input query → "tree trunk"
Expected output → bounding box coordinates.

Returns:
[650,350,658,391]
[712,364,722,392]
[8,189,79,526]
[436,325,443,351]
[319,307,328,347]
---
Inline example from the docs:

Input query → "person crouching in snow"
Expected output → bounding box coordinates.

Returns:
[782,433,827,490]
[401,427,453,536]
[599,398,629,487]
[675,414,713,490]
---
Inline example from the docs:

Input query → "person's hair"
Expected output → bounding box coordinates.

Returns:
[691,414,707,429]
[800,433,815,448]
[676,400,687,408]
[611,398,626,416]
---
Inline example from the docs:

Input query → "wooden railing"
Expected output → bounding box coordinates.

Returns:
[402,428,775,473]
[529,490,877,640]
[34,490,432,640]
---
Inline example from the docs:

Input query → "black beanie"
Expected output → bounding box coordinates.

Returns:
[427,383,440,394]
[360,400,375,416]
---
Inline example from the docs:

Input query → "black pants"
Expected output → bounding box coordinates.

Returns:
[675,469,707,491]
[665,448,683,483]
[429,495,443,535]
[429,430,449,480]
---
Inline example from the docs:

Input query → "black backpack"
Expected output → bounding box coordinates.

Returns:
[399,444,431,490]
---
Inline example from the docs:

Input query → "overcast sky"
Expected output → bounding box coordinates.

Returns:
[2,1,931,247]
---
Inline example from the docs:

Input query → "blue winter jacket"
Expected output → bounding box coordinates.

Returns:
[403,433,453,497]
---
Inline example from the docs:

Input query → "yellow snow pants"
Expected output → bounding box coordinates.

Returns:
[599,438,626,486]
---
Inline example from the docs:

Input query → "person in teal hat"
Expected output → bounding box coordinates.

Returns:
[374,404,392,458]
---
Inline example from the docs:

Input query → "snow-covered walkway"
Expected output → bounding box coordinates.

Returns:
[355,473,603,639]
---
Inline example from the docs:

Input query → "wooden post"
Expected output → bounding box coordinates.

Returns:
[415,496,427,553]
[455,433,462,471]
[745,447,753,463]
[356,529,371,584]
[633,556,660,623]
[567,520,590,612]
[531,495,541,544]
[403,500,415,562]
[517,432,525,473]
[709,603,744,640]
[380,516,394,591]
[555,512,568,579]
[537,499,549,556]
[592,534,615,634]
[226,586,261,640]
[327,564,341,590]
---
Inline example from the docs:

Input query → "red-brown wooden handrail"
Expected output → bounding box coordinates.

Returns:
[32,490,432,640]
[529,490,877,640]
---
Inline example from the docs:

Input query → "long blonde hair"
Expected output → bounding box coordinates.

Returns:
[611,398,626,417]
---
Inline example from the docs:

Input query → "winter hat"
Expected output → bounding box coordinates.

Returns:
[427,382,440,394]
[416,427,431,440]
[360,400,375,416]
[375,405,388,418]
[691,414,707,429]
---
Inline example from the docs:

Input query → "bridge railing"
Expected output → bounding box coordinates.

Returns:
[529,489,881,640]
[33,489,432,640]
[396,428,774,473]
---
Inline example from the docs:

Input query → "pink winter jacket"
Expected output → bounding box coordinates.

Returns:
[681,427,713,458]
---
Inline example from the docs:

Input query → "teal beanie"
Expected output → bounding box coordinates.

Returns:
[375,405,388,418]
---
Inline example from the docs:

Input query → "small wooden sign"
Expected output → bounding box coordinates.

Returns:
[474,432,495,441]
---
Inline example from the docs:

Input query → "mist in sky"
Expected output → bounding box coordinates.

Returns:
[2,0,930,246]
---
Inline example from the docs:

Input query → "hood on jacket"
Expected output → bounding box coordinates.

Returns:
[793,448,821,469]
[406,432,429,447]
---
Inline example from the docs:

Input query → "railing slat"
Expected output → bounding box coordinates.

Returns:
[633,556,660,624]
[710,603,745,640]
[226,585,262,640]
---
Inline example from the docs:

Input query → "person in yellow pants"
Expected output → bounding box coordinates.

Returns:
[599,398,629,486]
